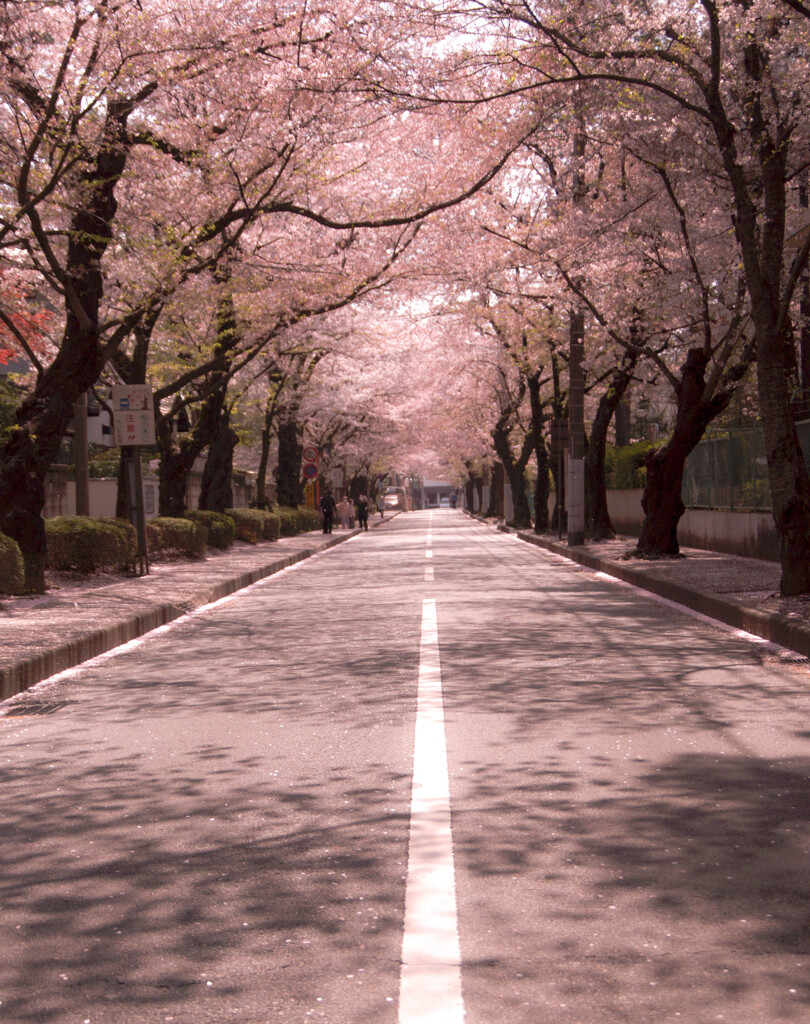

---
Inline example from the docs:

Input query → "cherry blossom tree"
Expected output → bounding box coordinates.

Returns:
[447,0,810,588]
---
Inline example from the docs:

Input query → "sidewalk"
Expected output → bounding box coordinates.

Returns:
[0,526,365,702]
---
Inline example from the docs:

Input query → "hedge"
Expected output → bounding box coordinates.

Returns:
[262,511,282,541]
[183,510,236,549]
[275,506,300,536]
[45,516,133,572]
[277,506,319,535]
[97,517,137,560]
[0,530,24,594]
[225,508,270,544]
[146,516,207,559]
[297,507,320,532]
[604,440,658,490]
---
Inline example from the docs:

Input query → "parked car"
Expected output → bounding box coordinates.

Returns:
[383,486,406,510]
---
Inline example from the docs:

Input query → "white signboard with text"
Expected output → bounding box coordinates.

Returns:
[112,385,156,446]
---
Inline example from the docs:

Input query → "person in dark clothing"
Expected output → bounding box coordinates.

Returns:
[319,489,336,533]
[355,494,370,530]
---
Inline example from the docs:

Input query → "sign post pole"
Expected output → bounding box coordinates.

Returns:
[302,445,320,513]
[112,385,156,577]
[125,447,149,576]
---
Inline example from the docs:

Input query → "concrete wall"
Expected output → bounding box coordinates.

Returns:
[54,468,253,521]
[604,488,779,562]
[678,507,778,561]
[64,477,160,519]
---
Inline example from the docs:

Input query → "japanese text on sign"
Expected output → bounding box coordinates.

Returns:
[112,385,156,446]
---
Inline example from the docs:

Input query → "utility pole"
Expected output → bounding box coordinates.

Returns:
[567,309,586,545]
[800,170,810,416]
[567,108,587,546]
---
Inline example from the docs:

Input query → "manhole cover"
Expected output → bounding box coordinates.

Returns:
[3,700,75,717]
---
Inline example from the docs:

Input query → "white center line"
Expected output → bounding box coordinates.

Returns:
[424,565,434,582]
[425,549,433,559]
[399,599,464,1024]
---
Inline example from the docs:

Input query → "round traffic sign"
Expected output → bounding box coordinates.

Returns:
[302,462,318,479]
[302,445,319,463]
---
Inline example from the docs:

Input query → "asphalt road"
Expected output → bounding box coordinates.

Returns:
[2,511,810,1024]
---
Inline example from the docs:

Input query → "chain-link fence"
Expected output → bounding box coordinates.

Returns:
[682,422,810,510]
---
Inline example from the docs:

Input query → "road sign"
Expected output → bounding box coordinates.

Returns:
[302,445,319,464]
[111,385,156,446]
[303,462,319,480]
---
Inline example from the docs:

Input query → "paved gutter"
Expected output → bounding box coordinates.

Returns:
[505,526,810,659]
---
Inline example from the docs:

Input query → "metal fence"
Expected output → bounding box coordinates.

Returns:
[682,421,810,511]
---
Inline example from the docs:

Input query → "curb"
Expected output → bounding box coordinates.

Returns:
[1,532,353,701]
[503,525,810,658]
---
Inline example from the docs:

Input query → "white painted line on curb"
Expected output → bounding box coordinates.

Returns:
[590,570,791,650]
[399,598,464,1024]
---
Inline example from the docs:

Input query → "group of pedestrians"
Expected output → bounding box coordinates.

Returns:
[318,490,373,534]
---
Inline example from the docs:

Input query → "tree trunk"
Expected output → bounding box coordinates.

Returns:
[484,464,498,518]
[528,372,549,534]
[534,441,550,533]
[585,355,637,540]
[492,416,533,528]
[275,416,303,507]
[157,286,240,517]
[255,402,274,510]
[158,427,198,517]
[465,476,475,511]
[348,472,369,501]
[549,354,566,534]
[707,79,810,593]
[0,100,137,591]
[199,407,237,512]
[635,348,732,557]
[757,330,810,595]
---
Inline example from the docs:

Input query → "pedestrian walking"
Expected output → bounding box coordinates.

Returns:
[336,496,351,530]
[377,491,385,519]
[319,489,336,534]
[355,494,370,530]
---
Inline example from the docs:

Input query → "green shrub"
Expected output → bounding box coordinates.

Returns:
[0,530,24,594]
[274,506,319,535]
[183,510,236,549]
[146,516,206,559]
[276,506,300,536]
[224,508,266,544]
[45,516,132,572]
[605,441,657,489]
[296,507,320,532]
[262,511,282,541]
[96,517,137,563]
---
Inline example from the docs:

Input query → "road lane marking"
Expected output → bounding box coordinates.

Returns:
[425,549,433,559]
[424,566,434,582]
[399,599,464,1024]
